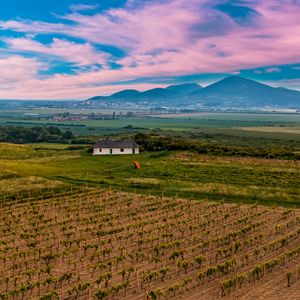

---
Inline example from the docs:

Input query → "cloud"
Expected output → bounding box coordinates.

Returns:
[265,67,281,73]
[264,78,300,91]
[0,76,167,100]
[0,56,46,88]
[69,4,99,12]
[0,0,300,99]
[3,37,109,67]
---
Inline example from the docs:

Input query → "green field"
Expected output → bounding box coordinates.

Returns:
[0,109,299,207]
[1,109,300,146]
[0,142,299,207]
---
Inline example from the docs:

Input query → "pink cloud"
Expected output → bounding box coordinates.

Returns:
[0,0,300,99]
[3,37,109,67]
[265,67,281,73]
[263,78,300,91]
[0,56,46,88]
[0,77,167,100]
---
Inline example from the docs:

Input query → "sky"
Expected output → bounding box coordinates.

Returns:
[0,0,300,100]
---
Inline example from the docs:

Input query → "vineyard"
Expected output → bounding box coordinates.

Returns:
[1,188,300,299]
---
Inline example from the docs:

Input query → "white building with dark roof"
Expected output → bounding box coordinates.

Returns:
[93,139,140,155]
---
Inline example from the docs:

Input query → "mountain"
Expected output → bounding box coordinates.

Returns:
[165,83,203,95]
[89,89,141,102]
[138,88,178,101]
[111,89,141,99]
[83,83,203,106]
[190,76,300,107]
[82,77,300,109]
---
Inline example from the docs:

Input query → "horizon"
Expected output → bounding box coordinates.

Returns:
[0,75,296,102]
[0,1,300,100]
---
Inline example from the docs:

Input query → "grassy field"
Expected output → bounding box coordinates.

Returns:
[1,109,300,141]
[237,126,300,134]
[0,143,299,207]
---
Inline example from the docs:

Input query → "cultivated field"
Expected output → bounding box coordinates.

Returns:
[1,189,300,299]
[237,126,300,135]
[1,109,300,141]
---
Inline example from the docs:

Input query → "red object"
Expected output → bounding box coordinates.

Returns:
[134,161,141,169]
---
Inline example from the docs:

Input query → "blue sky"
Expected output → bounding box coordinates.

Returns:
[0,1,127,20]
[0,0,300,99]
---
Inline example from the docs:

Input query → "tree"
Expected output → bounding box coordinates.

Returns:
[62,130,74,140]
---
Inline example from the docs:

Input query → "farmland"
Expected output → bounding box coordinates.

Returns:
[1,188,300,299]
[0,111,300,299]
[0,109,300,144]
[0,143,299,207]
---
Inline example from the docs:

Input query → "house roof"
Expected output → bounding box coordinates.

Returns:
[94,139,140,148]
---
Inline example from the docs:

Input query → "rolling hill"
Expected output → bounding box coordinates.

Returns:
[83,76,300,109]
[189,76,300,107]
[165,83,203,95]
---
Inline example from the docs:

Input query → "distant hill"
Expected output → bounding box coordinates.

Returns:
[83,82,203,106]
[165,83,203,95]
[189,76,300,107]
[89,89,141,102]
[138,88,178,102]
[83,77,300,109]
[110,89,141,99]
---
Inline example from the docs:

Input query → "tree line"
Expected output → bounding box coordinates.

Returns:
[0,125,74,143]
[133,133,300,160]
[1,126,299,160]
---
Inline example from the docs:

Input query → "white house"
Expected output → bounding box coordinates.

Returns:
[93,139,140,155]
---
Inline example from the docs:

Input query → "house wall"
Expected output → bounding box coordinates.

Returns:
[93,147,140,155]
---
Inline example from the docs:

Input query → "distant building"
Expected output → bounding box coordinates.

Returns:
[93,139,140,155]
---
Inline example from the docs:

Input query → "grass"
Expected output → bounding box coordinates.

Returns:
[1,109,300,139]
[0,110,299,206]
[237,126,300,134]
[0,143,299,207]
[0,142,38,159]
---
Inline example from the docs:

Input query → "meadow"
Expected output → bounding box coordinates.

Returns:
[0,143,299,207]
[0,109,300,143]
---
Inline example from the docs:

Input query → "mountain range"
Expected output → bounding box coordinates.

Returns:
[83,76,300,109]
